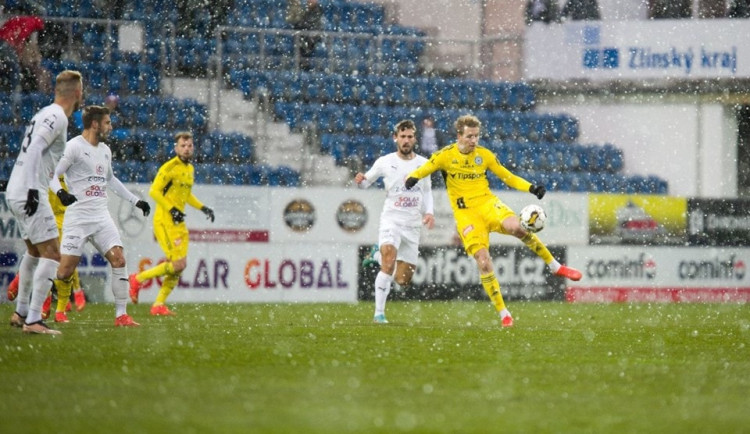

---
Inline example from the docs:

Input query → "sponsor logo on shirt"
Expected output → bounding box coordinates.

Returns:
[85,185,107,197]
[450,173,484,180]
[394,197,420,208]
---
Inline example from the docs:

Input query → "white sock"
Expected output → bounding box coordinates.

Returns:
[500,308,511,319]
[111,266,129,317]
[26,257,58,323]
[374,271,393,316]
[548,260,561,273]
[15,253,39,316]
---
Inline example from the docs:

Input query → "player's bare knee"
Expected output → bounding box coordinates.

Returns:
[57,267,74,281]
[173,259,187,273]
[381,264,396,275]
[395,276,412,286]
[38,242,61,261]
[109,257,126,268]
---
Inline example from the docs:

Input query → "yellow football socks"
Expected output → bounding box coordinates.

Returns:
[155,274,179,305]
[54,275,74,313]
[137,261,175,282]
[480,272,506,312]
[521,232,554,264]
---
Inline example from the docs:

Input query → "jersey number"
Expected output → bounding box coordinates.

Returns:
[21,120,36,153]
[456,197,466,209]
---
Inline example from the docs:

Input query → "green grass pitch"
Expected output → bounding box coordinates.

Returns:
[2,301,749,433]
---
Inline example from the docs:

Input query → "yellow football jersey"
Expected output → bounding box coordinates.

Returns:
[150,156,204,225]
[408,144,532,210]
[48,177,68,218]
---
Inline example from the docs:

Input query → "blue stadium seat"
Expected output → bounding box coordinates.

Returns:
[562,116,579,142]
[110,128,131,143]
[111,161,129,182]
[245,164,270,185]
[192,163,209,184]
[195,135,215,162]
[0,94,15,124]
[128,161,149,183]
[120,63,141,94]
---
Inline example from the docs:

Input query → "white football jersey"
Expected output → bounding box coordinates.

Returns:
[360,152,433,228]
[54,135,117,222]
[5,103,68,201]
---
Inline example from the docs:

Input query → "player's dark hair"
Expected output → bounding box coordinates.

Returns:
[175,131,193,143]
[393,120,416,135]
[82,105,110,129]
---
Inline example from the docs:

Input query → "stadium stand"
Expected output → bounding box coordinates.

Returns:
[0,0,668,193]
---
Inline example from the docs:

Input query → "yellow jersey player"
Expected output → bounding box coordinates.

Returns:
[405,115,581,327]
[129,131,215,316]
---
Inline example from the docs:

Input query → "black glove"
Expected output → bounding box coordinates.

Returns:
[56,189,77,206]
[201,206,215,223]
[136,200,151,217]
[529,184,546,200]
[404,177,418,190]
[169,207,186,224]
[24,189,39,216]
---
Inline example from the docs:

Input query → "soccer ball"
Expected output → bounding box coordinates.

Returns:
[519,204,546,233]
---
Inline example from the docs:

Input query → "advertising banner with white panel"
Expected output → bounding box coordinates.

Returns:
[525,19,749,81]
[127,243,359,304]
[566,246,750,303]
[2,185,586,304]
[268,187,589,246]
[110,185,358,303]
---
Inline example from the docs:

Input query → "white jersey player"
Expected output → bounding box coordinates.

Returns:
[354,120,434,324]
[49,105,150,328]
[6,70,83,335]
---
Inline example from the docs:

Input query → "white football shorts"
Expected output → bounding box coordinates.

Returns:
[7,197,59,244]
[378,220,421,265]
[60,213,123,256]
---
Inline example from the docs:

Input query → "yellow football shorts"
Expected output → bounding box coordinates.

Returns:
[454,196,516,256]
[154,220,189,261]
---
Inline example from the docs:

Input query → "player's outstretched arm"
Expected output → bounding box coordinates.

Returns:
[404,176,419,189]
[529,184,546,199]
[201,206,215,222]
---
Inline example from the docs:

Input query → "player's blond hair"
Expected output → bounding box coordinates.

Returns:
[454,115,481,136]
[54,70,82,97]
[174,131,193,143]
